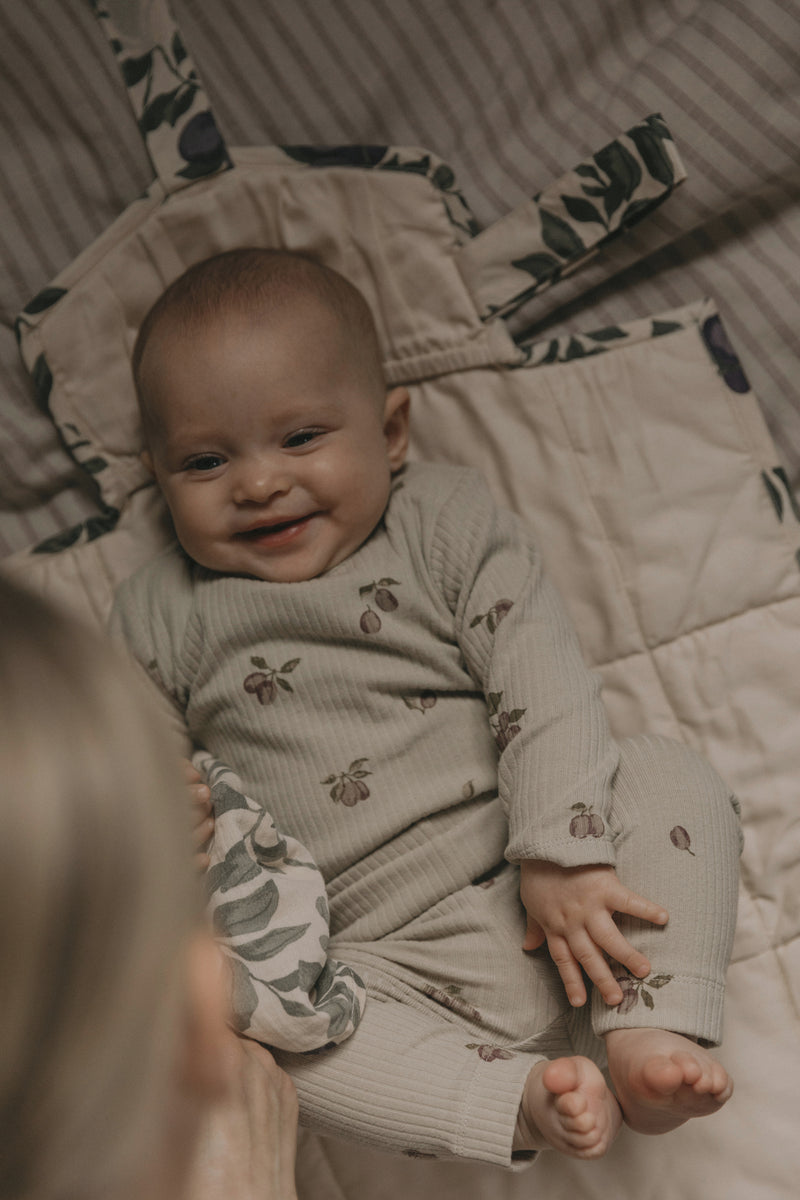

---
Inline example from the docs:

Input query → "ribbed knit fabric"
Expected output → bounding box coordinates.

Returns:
[113,462,741,1165]
[113,462,622,924]
[589,735,742,1044]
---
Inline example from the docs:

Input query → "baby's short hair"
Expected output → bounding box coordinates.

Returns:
[133,247,385,438]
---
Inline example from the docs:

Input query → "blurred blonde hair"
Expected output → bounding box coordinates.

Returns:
[0,574,200,1200]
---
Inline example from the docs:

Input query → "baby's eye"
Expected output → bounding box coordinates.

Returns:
[184,453,225,472]
[284,428,321,449]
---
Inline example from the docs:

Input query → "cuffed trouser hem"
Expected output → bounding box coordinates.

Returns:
[591,974,727,1047]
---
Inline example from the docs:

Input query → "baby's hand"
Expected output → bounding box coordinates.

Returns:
[518,860,668,1007]
[182,758,214,870]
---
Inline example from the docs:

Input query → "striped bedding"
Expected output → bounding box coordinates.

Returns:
[1,6,799,1200]
[1,0,799,556]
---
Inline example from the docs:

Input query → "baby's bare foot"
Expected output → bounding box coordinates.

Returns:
[604,1028,733,1135]
[514,1056,622,1159]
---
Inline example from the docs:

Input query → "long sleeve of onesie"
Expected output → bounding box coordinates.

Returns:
[111,553,367,1052]
[426,469,620,867]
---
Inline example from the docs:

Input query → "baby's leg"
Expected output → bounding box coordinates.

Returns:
[593,735,741,1133]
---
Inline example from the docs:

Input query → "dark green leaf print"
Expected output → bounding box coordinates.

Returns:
[121,51,154,87]
[32,523,82,555]
[561,194,605,227]
[593,141,642,218]
[627,121,677,187]
[511,251,561,285]
[585,325,627,343]
[651,319,684,337]
[540,208,587,259]
[272,994,316,1019]
[22,286,67,316]
[84,508,121,541]
[30,354,53,413]
[315,964,366,1039]
[236,923,310,962]
[280,144,387,168]
[210,781,252,816]
[379,151,432,176]
[172,30,188,64]
[32,506,120,555]
[213,879,280,938]
[81,456,108,475]
[206,840,262,895]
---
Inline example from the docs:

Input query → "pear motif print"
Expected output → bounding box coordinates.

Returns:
[670,825,696,855]
[243,656,301,705]
[469,598,514,634]
[569,802,605,839]
[487,691,527,751]
[402,690,437,714]
[465,1043,516,1062]
[322,758,372,806]
[612,965,673,1014]
[359,578,401,633]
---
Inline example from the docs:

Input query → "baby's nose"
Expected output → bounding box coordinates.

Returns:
[233,456,291,503]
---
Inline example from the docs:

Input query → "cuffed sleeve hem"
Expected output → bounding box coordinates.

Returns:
[280,994,544,1168]
[505,835,616,869]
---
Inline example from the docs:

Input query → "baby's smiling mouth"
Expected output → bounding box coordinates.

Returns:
[236,513,318,545]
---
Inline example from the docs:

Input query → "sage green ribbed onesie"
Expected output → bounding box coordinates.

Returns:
[113,462,741,1168]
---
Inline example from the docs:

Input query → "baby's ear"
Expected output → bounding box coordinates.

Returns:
[384,387,410,471]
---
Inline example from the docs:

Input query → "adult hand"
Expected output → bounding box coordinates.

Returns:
[519,859,668,1008]
[187,1032,299,1200]
[182,758,214,871]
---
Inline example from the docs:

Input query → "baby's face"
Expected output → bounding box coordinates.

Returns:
[142,302,408,582]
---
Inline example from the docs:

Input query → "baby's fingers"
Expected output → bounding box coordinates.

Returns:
[614,885,668,929]
[547,935,589,1008]
[589,917,652,985]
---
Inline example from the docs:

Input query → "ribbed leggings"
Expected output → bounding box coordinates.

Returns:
[276,735,742,1168]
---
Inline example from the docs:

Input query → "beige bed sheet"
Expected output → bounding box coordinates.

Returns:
[2,5,799,1200]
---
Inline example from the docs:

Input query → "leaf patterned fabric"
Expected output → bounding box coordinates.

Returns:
[196,752,366,1050]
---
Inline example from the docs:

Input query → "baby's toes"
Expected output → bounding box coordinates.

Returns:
[674,1051,704,1088]
[707,1062,732,1099]
[554,1090,587,1119]
[563,1108,597,1135]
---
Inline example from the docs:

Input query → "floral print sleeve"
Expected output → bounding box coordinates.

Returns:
[428,470,619,868]
[197,753,367,1051]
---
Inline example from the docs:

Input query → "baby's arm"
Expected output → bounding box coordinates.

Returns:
[518,859,668,1007]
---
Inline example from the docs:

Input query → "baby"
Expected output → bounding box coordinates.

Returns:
[113,247,741,1168]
